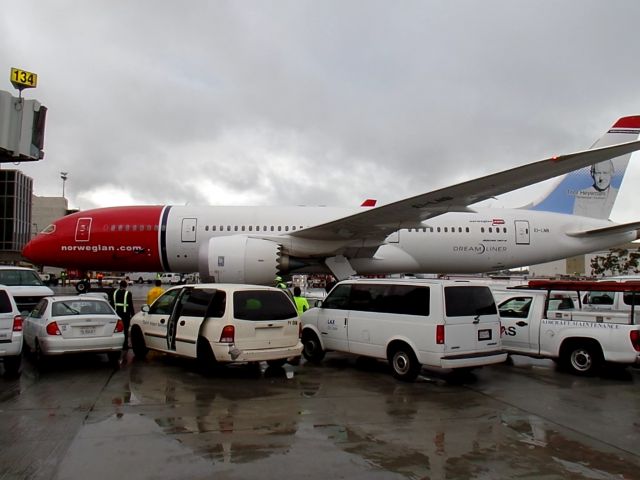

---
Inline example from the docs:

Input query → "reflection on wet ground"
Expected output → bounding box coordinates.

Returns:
[1,314,639,479]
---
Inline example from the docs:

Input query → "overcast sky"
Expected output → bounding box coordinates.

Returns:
[2,1,640,224]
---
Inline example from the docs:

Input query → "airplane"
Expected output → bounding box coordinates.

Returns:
[22,115,640,285]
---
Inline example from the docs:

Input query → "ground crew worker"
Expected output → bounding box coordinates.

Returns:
[293,286,309,315]
[275,275,288,289]
[146,279,165,306]
[111,280,135,349]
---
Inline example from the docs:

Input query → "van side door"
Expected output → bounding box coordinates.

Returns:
[143,288,181,352]
[317,283,351,352]
[172,288,220,357]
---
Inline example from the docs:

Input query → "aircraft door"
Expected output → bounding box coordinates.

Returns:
[181,218,197,242]
[514,220,530,245]
[75,218,92,242]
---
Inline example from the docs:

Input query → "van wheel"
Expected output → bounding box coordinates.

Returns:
[3,355,21,376]
[131,327,148,359]
[389,346,421,382]
[562,343,602,376]
[197,336,218,374]
[302,331,325,363]
[75,281,89,293]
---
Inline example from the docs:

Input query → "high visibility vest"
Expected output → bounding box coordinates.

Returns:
[294,296,309,314]
[113,289,130,310]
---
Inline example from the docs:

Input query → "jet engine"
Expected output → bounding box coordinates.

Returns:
[198,236,285,285]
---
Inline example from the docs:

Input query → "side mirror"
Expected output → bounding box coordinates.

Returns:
[141,305,150,313]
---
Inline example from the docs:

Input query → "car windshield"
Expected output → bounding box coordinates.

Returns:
[52,300,114,316]
[0,269,45,286]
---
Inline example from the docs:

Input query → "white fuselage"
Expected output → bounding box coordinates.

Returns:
[161,206,632,274]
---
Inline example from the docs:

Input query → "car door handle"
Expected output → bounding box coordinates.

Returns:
[160,318,166,324]
[179,320,185,326]
[516,321,528,327]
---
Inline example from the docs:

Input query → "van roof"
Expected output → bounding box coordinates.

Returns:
[336,278,491,288]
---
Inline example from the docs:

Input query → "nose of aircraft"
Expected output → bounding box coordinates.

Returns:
[22,236,43,264]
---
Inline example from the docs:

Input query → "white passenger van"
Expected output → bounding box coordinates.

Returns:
[300,279,507,381]
[130,284,303,371]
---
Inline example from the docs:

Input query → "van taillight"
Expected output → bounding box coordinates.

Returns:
[220,325,235,343]
[13,315,23,332]
[46,322,61,336]
[436,325,445,344]
[631,330,640,352]
[114,319,124,333]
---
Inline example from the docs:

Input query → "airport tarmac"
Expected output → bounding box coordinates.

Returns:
[1,284,639,479]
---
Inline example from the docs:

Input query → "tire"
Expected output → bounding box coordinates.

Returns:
[302,331,325,363]
[131,327,148,359]
[75,281,89,293]
[267,358,287,368]
[562,342,602,376]
[388,345,421,382]
[3,355,21,376]
[197,336,218,374]
[107,351,121,367]
[137,277,144,284]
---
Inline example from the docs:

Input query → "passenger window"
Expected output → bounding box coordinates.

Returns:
[149,289,181,315]
[445,286,496,317]
[371,285,430,316]
[179,288,219,317]
[498,297,533,318]
[322,284,352,310]
[206,290,226,318]
[29,299,48,318]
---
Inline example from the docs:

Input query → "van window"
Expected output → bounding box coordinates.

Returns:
[445,286,496,317]
[0,290,12,313]
[233,290,297,321]
[179,288,218,317]
[0,269,45,286]
[149,289,181,315]
[348,284,430,316]
[322,284,352,310]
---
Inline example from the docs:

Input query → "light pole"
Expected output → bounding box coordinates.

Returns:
[60,171,68,198]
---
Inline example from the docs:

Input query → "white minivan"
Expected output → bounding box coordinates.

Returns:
[130,284,303,371]
[300,279,507,381]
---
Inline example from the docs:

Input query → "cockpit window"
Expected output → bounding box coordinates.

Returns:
[41,224,56,234]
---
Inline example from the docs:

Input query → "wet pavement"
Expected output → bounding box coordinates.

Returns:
[1,284,639,479]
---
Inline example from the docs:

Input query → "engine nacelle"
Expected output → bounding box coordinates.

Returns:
[198,236,282,285]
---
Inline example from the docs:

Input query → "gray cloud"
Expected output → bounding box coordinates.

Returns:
[3,0,640,222]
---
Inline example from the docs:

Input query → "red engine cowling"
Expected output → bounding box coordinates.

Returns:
[198,236,283,285]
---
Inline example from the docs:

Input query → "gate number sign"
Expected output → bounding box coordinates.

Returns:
[10,68,38,90]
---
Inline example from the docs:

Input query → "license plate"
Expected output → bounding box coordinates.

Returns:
[80,327,96,335]
[478,329,492,341]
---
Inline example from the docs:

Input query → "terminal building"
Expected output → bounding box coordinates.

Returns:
[0,168,72,264]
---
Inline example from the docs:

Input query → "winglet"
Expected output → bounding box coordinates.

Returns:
[361,199,377,207]
[611,116,640,129]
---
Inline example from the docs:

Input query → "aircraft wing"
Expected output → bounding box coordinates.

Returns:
[291,139,640,242]
[566,221,640,237]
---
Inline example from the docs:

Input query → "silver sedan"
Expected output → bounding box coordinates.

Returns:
[23,295,124,367]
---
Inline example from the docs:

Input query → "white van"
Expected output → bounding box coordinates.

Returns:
[0,266,54,313]
[300,279,507,381]
[130,284,303,371]
[159,273,182,285]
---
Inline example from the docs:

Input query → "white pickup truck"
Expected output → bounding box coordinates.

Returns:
[493,280,640,375]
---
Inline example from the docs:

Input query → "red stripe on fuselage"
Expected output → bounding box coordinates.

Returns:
[23,206,165,272]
